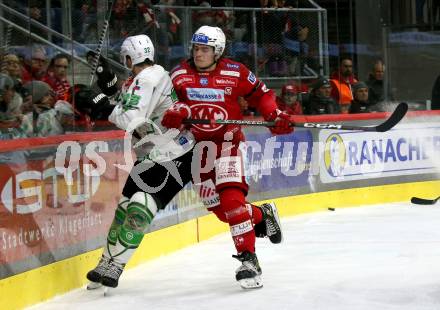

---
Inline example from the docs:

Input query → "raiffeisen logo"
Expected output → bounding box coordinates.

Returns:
[186,88,225,102]
[324,133,346,177]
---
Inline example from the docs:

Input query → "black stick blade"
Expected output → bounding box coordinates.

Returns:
[411,196,440,205]
[374,102,408,132]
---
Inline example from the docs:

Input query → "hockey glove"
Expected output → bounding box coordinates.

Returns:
[266,109,294,135]
[161,103,191,129]
[74,87,113,120]
[95,57,118,96]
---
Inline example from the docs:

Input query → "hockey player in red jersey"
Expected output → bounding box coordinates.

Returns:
[162,25,295,289]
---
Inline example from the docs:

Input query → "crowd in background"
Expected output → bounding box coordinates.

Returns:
[273,57,395,117]
[0,44,397,141]
[0,46,75,140]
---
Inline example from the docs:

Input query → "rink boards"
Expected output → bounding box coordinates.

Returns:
[1,111,440,309]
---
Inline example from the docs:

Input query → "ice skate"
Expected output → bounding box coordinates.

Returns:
[233,251,263,289]
[101,260,125,288]
[259,202,283,244]
[86,255,110,289]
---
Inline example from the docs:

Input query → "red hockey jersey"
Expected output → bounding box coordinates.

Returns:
[171,58,277,142]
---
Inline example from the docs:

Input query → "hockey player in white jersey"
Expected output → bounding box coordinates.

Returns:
[84,34,195,289]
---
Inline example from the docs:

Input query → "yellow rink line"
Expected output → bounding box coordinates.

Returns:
[1,180,439,310]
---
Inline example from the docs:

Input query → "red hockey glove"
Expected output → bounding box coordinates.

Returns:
[161,103,191,129]
[266,109,294,135]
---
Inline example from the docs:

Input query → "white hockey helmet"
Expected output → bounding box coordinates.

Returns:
[190,26,226,59]
[120,34,154,68]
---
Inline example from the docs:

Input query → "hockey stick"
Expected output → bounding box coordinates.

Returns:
[184,102,408,132]
[410,196,440,205]
[89,0,114,86]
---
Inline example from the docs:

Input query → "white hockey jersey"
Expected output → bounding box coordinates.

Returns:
[108,64,194,161]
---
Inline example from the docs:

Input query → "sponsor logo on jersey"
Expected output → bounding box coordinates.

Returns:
[225,87,232,95]
[175,75,195,86]
[191,103,228,132]
[178,136,188,145]
[214,77,238,87]
[171,69,187,80]
[230,220,253,236]
[216,156,243,185]
[261,83,269,93]
[226,63,240,70]
[200,77,209,86]
[220,70,240,77]
[186,88,225,102]
[195,179,220,208]
[247,72,256,84]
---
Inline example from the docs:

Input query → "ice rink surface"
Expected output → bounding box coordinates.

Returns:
[30,202,440,310]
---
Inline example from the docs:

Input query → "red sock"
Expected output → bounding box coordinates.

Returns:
[218,187,256,253]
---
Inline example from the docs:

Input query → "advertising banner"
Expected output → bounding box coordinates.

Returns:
[319,123,440,183]
[0,144,125,278]
[244,130,314,191]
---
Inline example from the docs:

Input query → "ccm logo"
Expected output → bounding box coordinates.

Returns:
[303,123,342,129]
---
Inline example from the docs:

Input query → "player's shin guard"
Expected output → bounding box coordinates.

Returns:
[219,188,256,254]
[244,203,265,237]
[101,192,158,288]
[87,196,129,285]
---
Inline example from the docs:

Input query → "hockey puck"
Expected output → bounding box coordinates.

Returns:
[328,207,335,211]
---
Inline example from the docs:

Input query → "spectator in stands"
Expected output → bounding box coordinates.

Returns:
[0,73,23,123]
[28,0,48,40]
[1,54,24,83]
[22,46,48,82]
[303,77,340,115]
[431,74,440,110]
[73,1,97,42]
[257,0,287,76]
[366,60,393,106]
[42,54,71,102]
[159,0,182,46]
[283,1,310,76]
[20,81,71,136]
[276,84,303,115]
[330,57,358,114]
[69,84,95,131]
[349,81,372,114]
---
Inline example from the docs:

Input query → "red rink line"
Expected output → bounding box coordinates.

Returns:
[0,130,125,152]
[1,110,439,153]
[244,109,440,123]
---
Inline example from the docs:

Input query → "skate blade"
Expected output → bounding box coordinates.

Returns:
[86,282,103,290]
[238,275,263,289]
[103,287,115,296]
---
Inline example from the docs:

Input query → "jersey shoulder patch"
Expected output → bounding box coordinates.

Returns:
[171,68,188,81]
[222,59,241,71]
